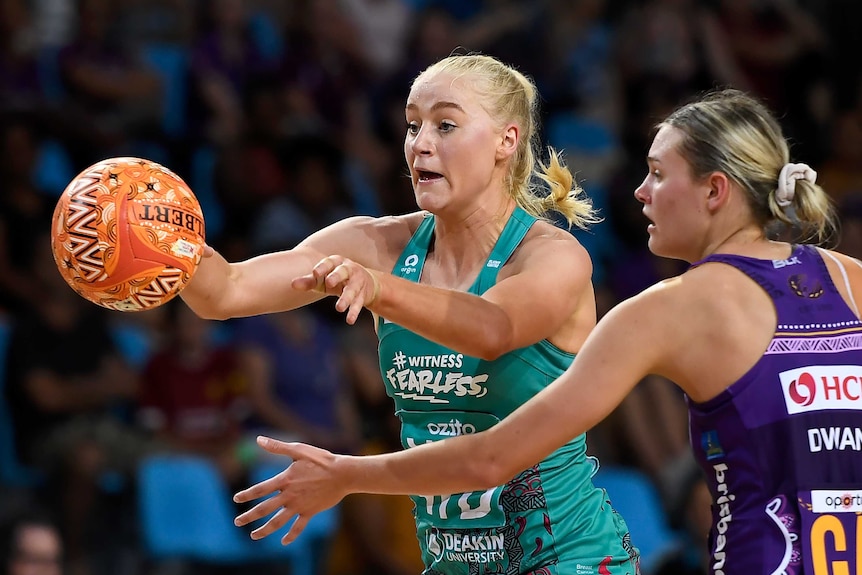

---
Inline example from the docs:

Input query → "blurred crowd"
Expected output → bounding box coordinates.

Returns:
[1,0,861,574]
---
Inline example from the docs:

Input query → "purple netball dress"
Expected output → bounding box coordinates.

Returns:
[688,244,862,575]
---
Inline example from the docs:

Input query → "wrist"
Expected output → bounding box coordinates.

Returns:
[334,453,362,495]
[368,270,382,307]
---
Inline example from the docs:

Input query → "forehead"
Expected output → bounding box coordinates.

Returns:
[648,125,686,162]
[406,72,478,112]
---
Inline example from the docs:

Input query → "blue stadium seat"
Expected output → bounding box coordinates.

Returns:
[109,321,156,369]
[137,454,329,574]
[248,10,284,64]
[592,466,684,575]
[33,139,75,198]
[37,45,65,102]
[140,43,190,139]
[137,454,255,564]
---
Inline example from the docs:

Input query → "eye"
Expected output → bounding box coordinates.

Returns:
[651,169,661,180]
[439,121,456,133]
[406,122,419,135]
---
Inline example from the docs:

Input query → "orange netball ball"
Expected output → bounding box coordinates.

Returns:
[50,157,205,312]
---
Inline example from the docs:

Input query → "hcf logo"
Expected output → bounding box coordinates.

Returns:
[779,366,862,414]
[789,372,816,407]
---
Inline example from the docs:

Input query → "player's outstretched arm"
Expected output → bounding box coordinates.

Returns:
[181,216,385,319]
[234,285,677,544]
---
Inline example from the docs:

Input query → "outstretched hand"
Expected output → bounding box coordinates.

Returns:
[233,436,348,545]
[292,255,381,324]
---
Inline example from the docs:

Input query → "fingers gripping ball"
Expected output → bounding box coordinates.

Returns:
[51,157,205,312]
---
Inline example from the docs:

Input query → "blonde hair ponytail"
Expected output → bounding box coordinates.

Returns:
[525,148,600,229]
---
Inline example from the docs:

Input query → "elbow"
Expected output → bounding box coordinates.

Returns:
[194,307,230,321]
[469,310,516,361]
[180,295,231,321]
[473,329,513,362]
[465,446,517,489]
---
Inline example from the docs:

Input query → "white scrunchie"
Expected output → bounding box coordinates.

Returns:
[776,162,817,207]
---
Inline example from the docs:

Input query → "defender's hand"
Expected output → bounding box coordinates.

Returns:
[233,437,348,545]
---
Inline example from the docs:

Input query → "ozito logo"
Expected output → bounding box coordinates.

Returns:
[427,419,476,436]
[779,366,862,414]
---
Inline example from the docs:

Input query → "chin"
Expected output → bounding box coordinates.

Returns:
[415,192,446,214]
[646,236,662,255]
[647,238,688,262]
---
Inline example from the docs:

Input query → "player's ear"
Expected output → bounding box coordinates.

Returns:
[496,124,518,161]
[705,171,732,212]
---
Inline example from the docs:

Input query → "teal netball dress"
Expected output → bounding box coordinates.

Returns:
[377,207,639,575]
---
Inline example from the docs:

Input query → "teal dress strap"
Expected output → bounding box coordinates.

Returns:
[471,206,537,294]
[390,213,434,281]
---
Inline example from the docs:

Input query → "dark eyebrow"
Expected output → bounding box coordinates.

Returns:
[405,101,466,113]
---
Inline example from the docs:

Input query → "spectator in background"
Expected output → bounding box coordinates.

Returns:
[616,0,745,104]
[0,507,63,575]
[387,3,460,90]
[4,232,145,575]
[278,0,368,141]
[536,0,624,286]
[137,301,251,489]
[118,0,195,48]
[57,0,162,163]
[819,80,862,206]
[638,470,712,575]
[540,0,620,129]
[204,72,290,249]
[249,135,357,255]
[0,118,54,315]
[233,307,361,456]
[706,0,829,162]
[0,0,44,113]
[708,0,825,107]
[456,0,544,74]
[340,0,412,81]
[187,0,275,146]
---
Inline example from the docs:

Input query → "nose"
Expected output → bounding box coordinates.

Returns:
[634,177,650,204]
[409,126,433,156]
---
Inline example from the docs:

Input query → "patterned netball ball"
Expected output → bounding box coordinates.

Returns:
[51,157,205,312]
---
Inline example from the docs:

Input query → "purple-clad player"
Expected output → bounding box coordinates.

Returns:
[235,89,862,574]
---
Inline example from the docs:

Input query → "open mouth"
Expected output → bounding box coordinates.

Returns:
[642,211,655,231]
[417,170,443,183]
